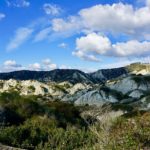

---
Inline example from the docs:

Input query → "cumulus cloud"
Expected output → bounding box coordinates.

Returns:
[42,59,57,70]
[43,1,150,62]
[76,33,111,54]
[6,0,30,8]
[73,33,150,61]
[72,50,100,62]
[2,60,24,72]
[28,60,57,71]
[4,60,21,67]
[73,33,110,62]
[50,2,150,40]
[28,63,41,71]
[7,27,33,51]
[43,3,61,16]
[0,59,72,72]
[35,1,150,45]
[112,40,150,57]
[82,3,150,38]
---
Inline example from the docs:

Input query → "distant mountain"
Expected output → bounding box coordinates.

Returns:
[90,62,150,82]
[90,67,127,82]
[0,69,94,84]
[0,62,150,84]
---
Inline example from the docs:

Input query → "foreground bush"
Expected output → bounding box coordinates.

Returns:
[0,92,150,150]
[0,92,96,149]
[0,117,96,150]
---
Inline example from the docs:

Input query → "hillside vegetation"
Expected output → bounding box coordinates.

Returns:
[0,92,149,150]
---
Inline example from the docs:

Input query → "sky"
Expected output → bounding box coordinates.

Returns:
[0,0,150,72]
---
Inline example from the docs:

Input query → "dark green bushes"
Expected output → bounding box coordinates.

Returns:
[0,91,149,150]
[0,92,96,149]
[0,117,95,150]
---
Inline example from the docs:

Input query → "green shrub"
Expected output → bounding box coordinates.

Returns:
[0,117,96,150]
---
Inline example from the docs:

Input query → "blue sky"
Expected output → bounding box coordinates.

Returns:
[0,0,150,72]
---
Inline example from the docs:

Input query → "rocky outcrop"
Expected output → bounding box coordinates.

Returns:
[74,89,118,106]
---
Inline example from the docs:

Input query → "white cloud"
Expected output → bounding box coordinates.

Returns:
[0,59,73,72]
[51,16,82,36]
[7,27,33,51]
[76,33,111,54]
[6,0,30,8]
[34,27,51,42]
[0,13,5,20]
[2,60,24,72]
[48,63,57,70]
[50,2,150,40]
[73,33,110,62]
[42,59,57,70]
[29,63,41,71]
[43,3,61,16]
[73,33,150,61]
[37,2,150,43]
[80,3,150,38]
[4,60,21,67]
[72,50,100,62]
[112,40,150,57]
[34,16,82,42]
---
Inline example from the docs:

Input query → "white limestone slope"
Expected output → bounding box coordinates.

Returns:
[0,79,92,98]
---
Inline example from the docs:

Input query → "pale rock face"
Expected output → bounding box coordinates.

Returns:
[58,81,73,87]
[107,76,150,95]
[0,79,91,98]
[62,89,90,102]
[139,96,150,110]
[129,90,144,98]
[107,77,137,94]
[147,103,150,110]
[0,79,62,96]
[69,83,91,95]
[2,79,18,91]
[51,89,65,97]
[134,69,150,75]
[75,89,118,106]
[20,80,49,95]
